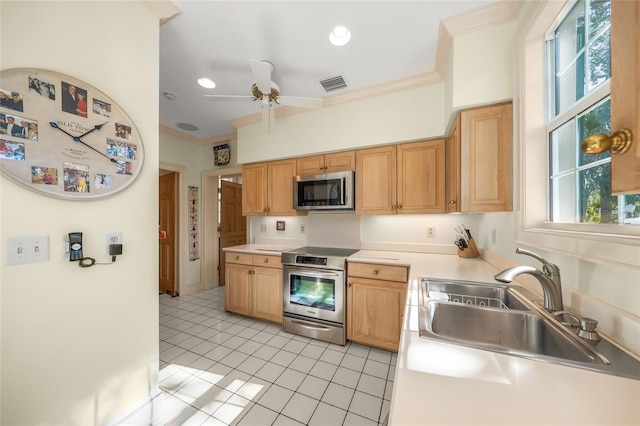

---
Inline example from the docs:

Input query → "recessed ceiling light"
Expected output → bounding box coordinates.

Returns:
[197,78,216,89]
[176,122,199,132]
[329,26,351,47]
[163,91,178,100]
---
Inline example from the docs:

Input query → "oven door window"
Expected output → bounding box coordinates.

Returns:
[290,274,336,311]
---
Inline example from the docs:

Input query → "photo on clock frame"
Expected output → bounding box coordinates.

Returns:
[0,88,24,112]
[0,138,25,161]
[94,173,114,190]
[116,160,133,175]
[63,162,90,193]
[31,166,58,185]
[0,113,38,141]
[92,98,111,117]
[115,123,131,140]
[106,138,137,160]
[28,75,56,100]
[61,81,88,118]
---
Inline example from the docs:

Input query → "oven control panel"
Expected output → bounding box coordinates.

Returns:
[295,255,328,266]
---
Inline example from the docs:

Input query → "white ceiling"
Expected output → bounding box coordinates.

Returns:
[159,1,495,141]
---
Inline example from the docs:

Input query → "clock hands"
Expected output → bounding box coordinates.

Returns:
[49,121,117,163]
[77,121,109,139]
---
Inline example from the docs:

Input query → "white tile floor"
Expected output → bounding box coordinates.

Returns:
[156,287,396,426]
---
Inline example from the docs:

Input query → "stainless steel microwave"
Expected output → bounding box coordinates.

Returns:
[294,171,355,211]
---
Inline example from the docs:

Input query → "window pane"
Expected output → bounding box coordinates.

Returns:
[578,163,617,223]
[588,0,611,40]
[577,98,610,166]
[555,1,585,72]
[587,28,610,91]
[555,53,584,114]
[550,120,576,175]
[550,175,576,222]
[623,195,640,225]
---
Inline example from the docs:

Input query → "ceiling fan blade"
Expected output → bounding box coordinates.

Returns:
[277,96,323,109]
[204,95,255,101]
[249,58,273,95]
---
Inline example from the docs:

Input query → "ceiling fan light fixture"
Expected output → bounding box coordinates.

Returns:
[329,26,351,46]
[197,77,216,89]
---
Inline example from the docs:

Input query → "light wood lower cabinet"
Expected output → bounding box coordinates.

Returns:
[225,252,283,323]
[347,262,409,351]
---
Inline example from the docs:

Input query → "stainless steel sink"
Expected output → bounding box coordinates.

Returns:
[417,278,640,380]
[422,300,595,363]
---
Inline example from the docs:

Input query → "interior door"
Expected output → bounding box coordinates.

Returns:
[219,180,246,285]
[159,172,178,295]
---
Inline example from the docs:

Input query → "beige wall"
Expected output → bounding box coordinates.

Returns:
[237,83,446,164]
[1,1,160,424]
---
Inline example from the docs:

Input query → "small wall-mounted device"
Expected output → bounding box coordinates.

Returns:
[68,232,83,261]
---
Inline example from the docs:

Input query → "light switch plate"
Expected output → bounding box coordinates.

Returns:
[5,235,49,266]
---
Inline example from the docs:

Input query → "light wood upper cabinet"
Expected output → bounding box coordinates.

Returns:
[242,159,298,216]
[609,0,640,194]
[447,102,513,212]
[356,145,396,214]
[356,140,446,215]
[397,139,446,214]
[347,262,408,352]
[296,151,355,176]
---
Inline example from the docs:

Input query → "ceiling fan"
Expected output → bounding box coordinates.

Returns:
[205,59,323,127]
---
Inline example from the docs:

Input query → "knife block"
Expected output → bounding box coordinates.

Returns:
[457,237,480,258]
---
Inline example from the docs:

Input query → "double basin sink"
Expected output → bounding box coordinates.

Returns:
[418,278,640,380]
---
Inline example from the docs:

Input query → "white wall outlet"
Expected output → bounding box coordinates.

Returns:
[260,224,267,233]
[105,232,123,254]
[491,228,497,244]
[300,224,306,233]
[5,235,49,266]
[426,227,435,238]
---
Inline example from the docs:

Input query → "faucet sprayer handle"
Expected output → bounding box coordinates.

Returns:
[515,248,560,277]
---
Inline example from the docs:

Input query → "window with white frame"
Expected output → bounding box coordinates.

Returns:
[547,0,640,226]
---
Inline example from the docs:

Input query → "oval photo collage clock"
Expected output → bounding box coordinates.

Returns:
[0,68,144,200]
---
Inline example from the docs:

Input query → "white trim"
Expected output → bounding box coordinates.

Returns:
[513,0,640,269]
[159,162,187,294]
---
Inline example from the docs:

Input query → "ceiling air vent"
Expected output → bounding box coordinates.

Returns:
[319,75,348,93]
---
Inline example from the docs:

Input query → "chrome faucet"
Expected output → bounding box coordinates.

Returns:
[494,248,564,312]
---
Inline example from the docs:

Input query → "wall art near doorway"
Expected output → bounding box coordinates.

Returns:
[189,185,200,260]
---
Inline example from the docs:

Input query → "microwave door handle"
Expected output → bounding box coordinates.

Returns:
[341,178,346,205]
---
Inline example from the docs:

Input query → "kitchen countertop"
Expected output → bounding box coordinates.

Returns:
[223,245,640,425]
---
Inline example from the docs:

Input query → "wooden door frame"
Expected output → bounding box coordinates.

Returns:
[159,162,187,295]
[201,166,243,290]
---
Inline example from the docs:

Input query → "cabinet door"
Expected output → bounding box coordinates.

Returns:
[397,139,446,214]
[356,146,397,215]
[610,0,640,194]
[446,116,461,213]
[324,151,355,173]
[460,103,513,212]
[252,266,283,323]
[225,263,253,316]
[268,159,297,216]
[242,163,268,216]
[347,277,407,351]
[296,154,325,176]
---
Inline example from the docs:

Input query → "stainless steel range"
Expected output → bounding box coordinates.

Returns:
[281,246,359,345]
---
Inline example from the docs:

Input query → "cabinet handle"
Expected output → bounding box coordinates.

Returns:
[373,269,379,275]
[263,258,269,263]
[234,255,239,260]
[449,200,457,205]
[263,208,268,213]
[397,205,402,209]
[348,283,352,288]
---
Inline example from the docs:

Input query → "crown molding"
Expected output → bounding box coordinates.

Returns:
[160,124,234,146]
[229,70,441,129]
[435,0,525,79]
[139,0,182,25]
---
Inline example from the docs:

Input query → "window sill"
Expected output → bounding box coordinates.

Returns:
[515,222,640,269]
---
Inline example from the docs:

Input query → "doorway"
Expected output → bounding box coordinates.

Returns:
[159,170,178,295]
